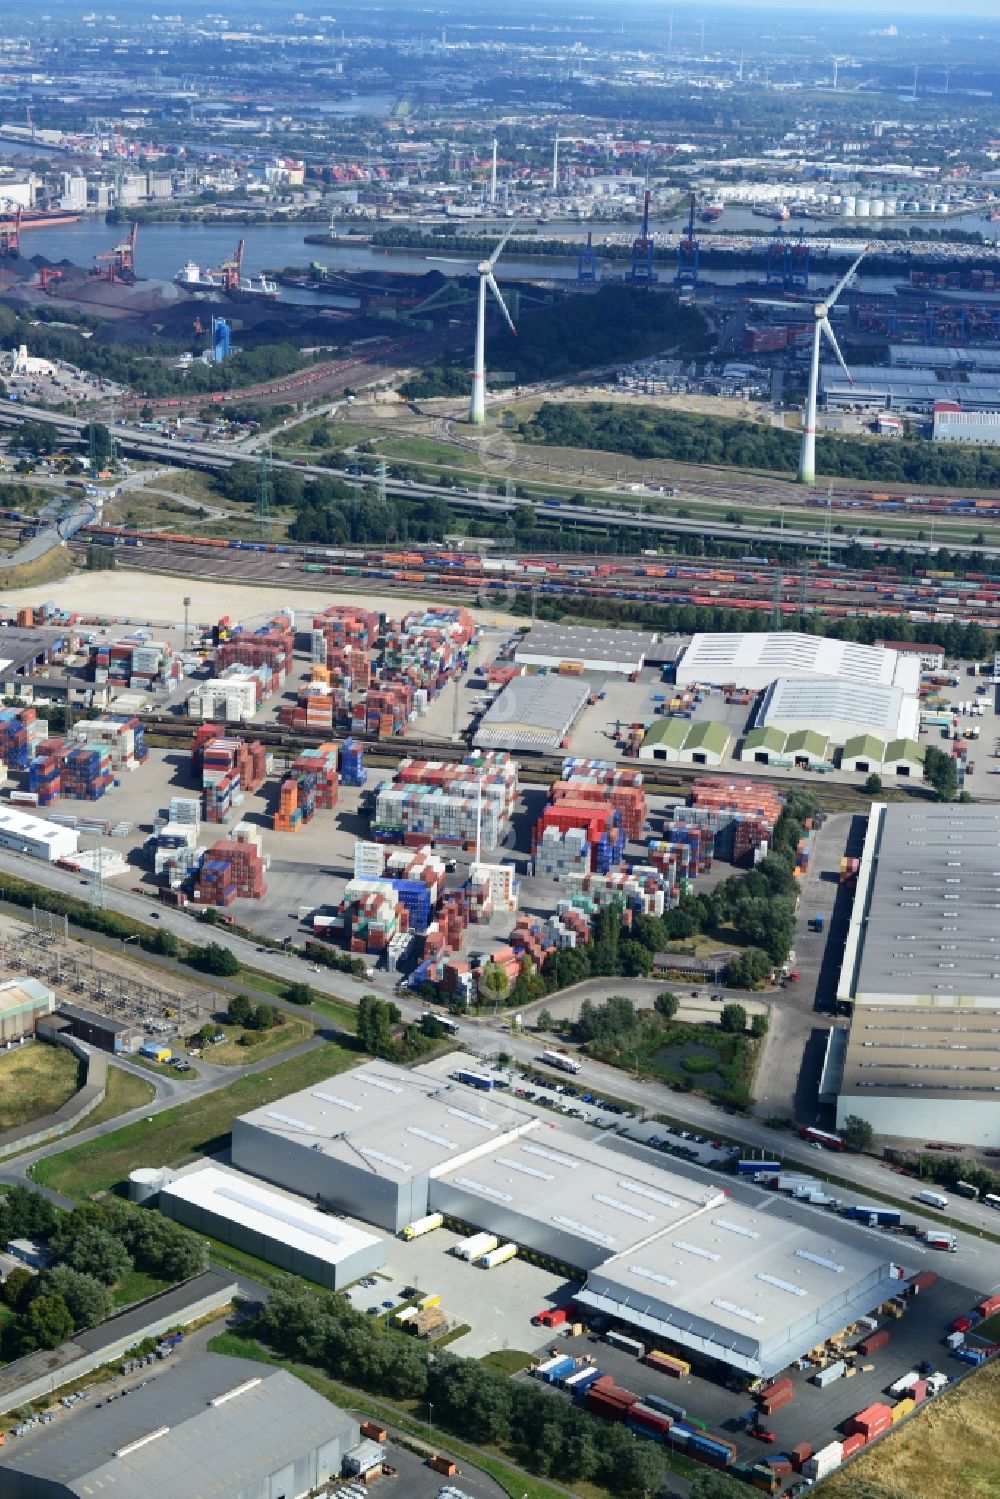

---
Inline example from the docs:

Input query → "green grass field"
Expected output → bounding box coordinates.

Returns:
[206,1014,314,1065]
[32,1041,357,1199]
[69,1065,156,1134]
[0,1044,82,1133]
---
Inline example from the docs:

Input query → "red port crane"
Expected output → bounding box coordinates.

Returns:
[37,266,63,293]
[0,208,22,257]
[92,221,137,283]
[218,238,245,294]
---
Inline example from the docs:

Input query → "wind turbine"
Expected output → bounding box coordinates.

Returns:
[430,230,516,426]
[752,245,868,485]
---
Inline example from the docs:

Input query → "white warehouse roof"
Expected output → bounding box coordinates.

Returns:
[0,806,79,861]
[760,676,919,743]
[677,632,920,695]
[160,1164,383,1268]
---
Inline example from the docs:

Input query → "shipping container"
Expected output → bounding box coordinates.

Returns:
[606,1330,645,1357]
[401,1213,443,1240]
[812,1360,846,1389]
[857,1330,889,1356]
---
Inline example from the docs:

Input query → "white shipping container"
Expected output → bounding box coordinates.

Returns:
[889,1371,919,1396]
[481,1243,517,1269]
[455,1232,499,1262]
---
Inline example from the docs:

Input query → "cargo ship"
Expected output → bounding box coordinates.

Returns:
[174,238,279,300]
[700,202,724,223]
[753,202,791,221]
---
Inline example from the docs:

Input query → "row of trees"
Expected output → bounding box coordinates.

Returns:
[256,1285,666,1496]
[524,399,1000,491]
[0,1188,206,1359]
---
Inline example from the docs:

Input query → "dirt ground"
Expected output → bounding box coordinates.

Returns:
[0,572,522,630]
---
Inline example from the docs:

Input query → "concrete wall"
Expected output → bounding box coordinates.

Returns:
[0,1036,107,1161]
[0,1276,238,1414]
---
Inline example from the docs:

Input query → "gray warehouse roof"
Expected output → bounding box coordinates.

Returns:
[578,1199,899,1376]
[760,676,913,738]
[0,1353,358,1499]
[474,674,590,752]
[822,363,1000,412]
[236,1062,536,1184]
[853,804,1000,1006]
[514,622,658,671]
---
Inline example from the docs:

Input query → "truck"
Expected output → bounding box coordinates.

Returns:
[915,1189,949,1210]
[737,1159,781,1176]
[453,1068,494,1091]
[845,1206,902,1227]
[480,1243,517,1269]
[539,1049,582,1074]
[798,1127,845,1151]
[454,1232,498,1263]
[809,913,825,932]
[925,1230,957,1252]
[401,1213,444,1241]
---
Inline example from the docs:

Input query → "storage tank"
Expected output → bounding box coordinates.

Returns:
[129,1166,172,1204]
[870,199,885,217]
[857,198,871,217]
[885,198,898,215]
[842,196,857,217]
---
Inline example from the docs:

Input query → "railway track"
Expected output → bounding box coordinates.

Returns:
[138,712,877,813]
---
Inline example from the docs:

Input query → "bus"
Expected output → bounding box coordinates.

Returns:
[540,1050,582,1075]
[984,1193,1000,1211]
[954,1180,980,1200]
[798,1127,845,1152]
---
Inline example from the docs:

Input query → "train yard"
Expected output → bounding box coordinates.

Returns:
[65,527,1000,633]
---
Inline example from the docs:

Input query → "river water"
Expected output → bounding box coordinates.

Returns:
[14,218,931,299]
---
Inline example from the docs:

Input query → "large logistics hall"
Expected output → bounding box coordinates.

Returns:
[676,633,920,697]
[833,802,1000,1147]
[233,1062,904,1376]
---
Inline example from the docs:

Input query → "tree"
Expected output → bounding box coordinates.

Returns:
[283,981,315,1007]
[535,1008,554,1032]
[60,1225,133,1285]
[750,1013,769,1038]
[620,939,653,977]
[842,1114,876,1152]
[44,1266,114,1330]
[1,1267,36,1312]
[726,948,773,989]
[227,993,253,1027]
[720,1003,748,1034]
[478,961,512,1007]
[924,744,959,801]
[654,991,679,1020]
[191,941,239,976]
[85,420,113,471]
[863,772,884,794]
[24,1292,74,1350]
[356,994,395,1057]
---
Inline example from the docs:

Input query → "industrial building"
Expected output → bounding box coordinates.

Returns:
[159,1162,385,1289]
[473,674,590,753]
[232,1064,537,1234]
[757,675,920,750]
[0,979,55,1041]
[676,633,920,697]
[822,363,1000,414]
[513,623,658,676]
[39,1003,134,1055]
[0,806,79,862]
[638,717,732,765]
[834,803,1000,1146]
[232,1062,904,1376]
[0,1353,360,1499]
[932,405,1000,445]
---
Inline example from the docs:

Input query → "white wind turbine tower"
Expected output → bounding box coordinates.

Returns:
[430,230,516,426]
[752,245,868,485]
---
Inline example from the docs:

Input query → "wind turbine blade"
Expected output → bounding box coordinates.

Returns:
[488,228,513,268]
[827,244,868,307]
[821,316,852,384]
[487,272,516,335]
[426,257,474,266]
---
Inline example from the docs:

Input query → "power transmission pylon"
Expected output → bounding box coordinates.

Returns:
[769,573,783,632]
[89,840,106,910]
[258,440,271,538]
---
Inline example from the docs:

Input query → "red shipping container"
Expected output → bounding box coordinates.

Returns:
[857,1330,890,1355]
[840,1433,867,1458]
[790,1443,812,1471]
[911,1380,928,1404]
[908,1270,938,1294]
[758,1378,793,1398]
[977,1293,1000,1319]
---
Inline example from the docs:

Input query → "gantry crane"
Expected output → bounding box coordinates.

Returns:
[629,189,657,286]
[0,208,22,257]
[675,192,700,287]
[92,222,137,283]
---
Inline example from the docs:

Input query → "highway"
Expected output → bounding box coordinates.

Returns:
[2,846,999,1274]
[0,399,990,560]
